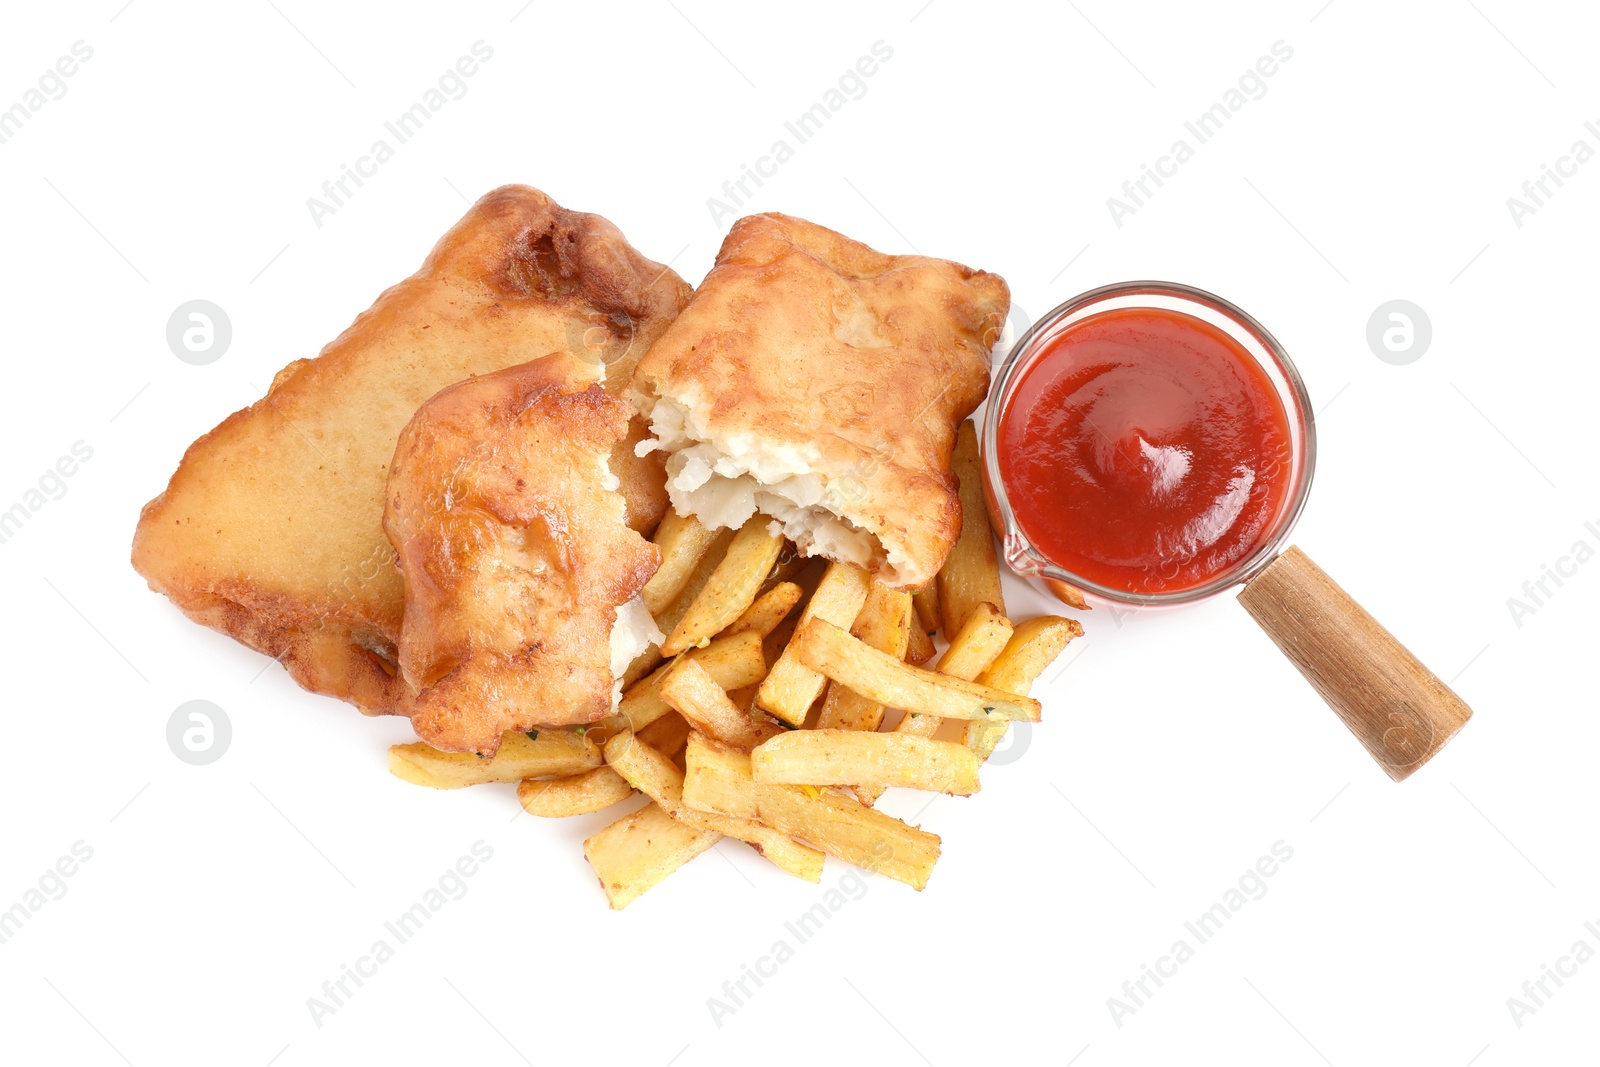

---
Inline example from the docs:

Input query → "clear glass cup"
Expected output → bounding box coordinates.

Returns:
[980,280,1318,609]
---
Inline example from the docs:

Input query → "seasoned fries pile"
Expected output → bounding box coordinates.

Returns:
[388,420,1083,908]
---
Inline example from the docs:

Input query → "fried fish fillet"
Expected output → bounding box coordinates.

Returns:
[629,213,1009,588]
[132,185,690,715]
[384,354,660,755]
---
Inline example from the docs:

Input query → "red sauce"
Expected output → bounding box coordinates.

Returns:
[997,306,1293,595]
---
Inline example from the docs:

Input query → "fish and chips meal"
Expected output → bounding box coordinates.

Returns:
[132,185,1081,908]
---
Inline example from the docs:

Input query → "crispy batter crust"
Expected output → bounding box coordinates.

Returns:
[385,355,658,755]
[631,213,1009,587]
[131,186,689,714]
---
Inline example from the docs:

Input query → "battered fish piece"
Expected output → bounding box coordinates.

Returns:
[385,355,660,755]
[630,213,1009,588]
[132,186,690,715]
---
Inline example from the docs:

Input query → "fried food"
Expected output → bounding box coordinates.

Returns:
[635,710,692,759]
[583,801,721,910]
[792,618,1041,723]
[720,581,802,640]
[616,629,767,734]
[638,511,721,615]
[517,766,637,818]
[384,354,660,754]
[937,420,1006,636]
[659,657,783,750]
[681,730,941,889]
[814,578,913,732]
[757,561,871,726]
[682,731,761,819]
[751,730,981,795]
[964,616,1083,761]
[630,213,1009,588]
[132,186,691,715]
[912,582,942,638]
[659,515,784,655]
[857,602,1013,806]
[904,619,937,665]
[389,728,601,789]
[604,733,824,881]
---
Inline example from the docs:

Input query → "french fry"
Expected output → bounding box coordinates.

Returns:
[625,525,736,685]
[1044,577,1091,611]
[891,603,1013,742]
[636,710,691,757]
[912,582,942,638]
[815,580,913,732]
[388,729,600,789]
[683,730,760,819]
[758,562,871,725]
[581,713,632,749]
[792,618,1041,723]
[661,516,785,655]
[639,511,721,615]
[905,618,937,665]
[605,733,823,882]
[583,800,720,910]
[757,558,826,666]
[752,731,981,796]
[660,657,783,750]
[753,782,941,890]
[683,732,940,889]
[657,526,737,629]
[857,603,1014,806]
[721,581,803,640]
[765,541,810,586]
[517,766,635,817]
[932,602,1015,682]
[937,420,1005,637]
[963,616,1083,761]
[617,630,767,733]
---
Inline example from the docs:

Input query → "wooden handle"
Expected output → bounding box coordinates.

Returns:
[1237,546,1472,781]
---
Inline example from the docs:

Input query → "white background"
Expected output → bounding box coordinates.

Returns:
[0,1,1594,1064]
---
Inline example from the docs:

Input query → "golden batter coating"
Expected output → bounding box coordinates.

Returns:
[630,213,1009,588]
[131,186,689,715]
[384,355,659,755]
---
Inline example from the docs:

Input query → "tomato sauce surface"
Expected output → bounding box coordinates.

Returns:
[997,306,1293,595]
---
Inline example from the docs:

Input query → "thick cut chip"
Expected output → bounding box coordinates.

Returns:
[683,731,761,819]
[682,731,936,888]
[751,730,981,795]
[583,801,720,910]
[912,583,942,638]
[905,619,937,665]
[132,186,691,715]
[604,733,824,882]
[720,581,802,640]
[517,766,636,817]
[660,657,783,750]
[639,511,721,616]
[793,618,1040,723]
[937,420,1006,637]
[617,629,768,734]
[815,579,913,732]
[752,783,941,890]
[964,616,1083,761]
[757,561,871,725]
[631,213,1009,588]
[384,355,660,754]
[389,728,601,789]
[858,602,1013,806]
[660,515,784,656]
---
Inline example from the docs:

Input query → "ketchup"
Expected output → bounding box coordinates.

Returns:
[997,306,1293,595]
